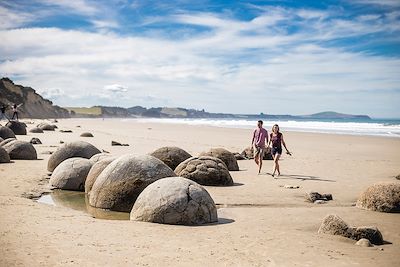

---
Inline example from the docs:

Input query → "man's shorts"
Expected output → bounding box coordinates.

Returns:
[254,146,265,158]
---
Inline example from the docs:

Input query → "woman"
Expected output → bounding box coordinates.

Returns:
[268,124,291,177]
[11,103,22,120]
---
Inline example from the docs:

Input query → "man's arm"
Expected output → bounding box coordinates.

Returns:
[251,130,256,146]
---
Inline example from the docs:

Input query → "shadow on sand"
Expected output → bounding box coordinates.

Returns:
[273,174,336,182]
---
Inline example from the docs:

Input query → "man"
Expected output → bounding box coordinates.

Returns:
[251,120,268,174]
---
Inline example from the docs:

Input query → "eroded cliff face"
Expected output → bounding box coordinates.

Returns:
[0,78,70,119]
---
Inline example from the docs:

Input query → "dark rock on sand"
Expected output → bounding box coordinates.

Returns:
[0,126,16,140]
[130,177,218,225]
[111,140,129,146]
[89,154,176,212]
[47,141,101,172]
[396,174,400,180]
[6,121,27,135]
[80,132,94,137]
[318,214,384,245]
[85,156,117,194]
[30,137,42,144]
[240,146,273,160]
[2,140,37,160]
[60,130,72,133]
[49,157,93,191]
[199,148,239,171]
[175,156,234,186]
[0,146,10,163]
[234,153,246,160]
[356,182,400,213]
[29,127,44,133]
[150,146,192,170]
[306,192,333,203]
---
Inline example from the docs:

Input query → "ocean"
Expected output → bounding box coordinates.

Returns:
[131,117,400,138]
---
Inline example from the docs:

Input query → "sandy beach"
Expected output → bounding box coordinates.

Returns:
[0,118,399,266]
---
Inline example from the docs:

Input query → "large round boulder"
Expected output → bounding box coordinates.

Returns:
[2,140,37,160]
[356,183,400,213]
[89,153,113,164]
[29,127,44,133]
[89,154,176,212]
[47,141,101,172]
[85,156,117,194]
[0,126,16,139]
[6,121,26,135]
[150,146,191,170]
[0,146,10,163]
[130,177,218,225]
[0,138,16,147]
[49,157,93,191]
[199,148,239,171]
[175,156,234,186]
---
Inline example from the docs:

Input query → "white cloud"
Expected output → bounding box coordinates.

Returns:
[103,84,128,93]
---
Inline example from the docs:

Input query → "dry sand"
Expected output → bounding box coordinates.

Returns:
[0,118,399,266]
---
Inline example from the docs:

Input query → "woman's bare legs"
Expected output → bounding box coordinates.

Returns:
[272,154,281,177]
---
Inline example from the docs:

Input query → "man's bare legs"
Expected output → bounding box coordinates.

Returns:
[254,153,263,174]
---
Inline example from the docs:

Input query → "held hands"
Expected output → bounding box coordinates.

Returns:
[286,150,292,156]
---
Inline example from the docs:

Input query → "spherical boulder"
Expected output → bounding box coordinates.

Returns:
[89,153,113,164]
[175,156,234,186]
[89,154,176,212]
[150,146,192,170]
[47,141,101,172]
[130,177,218,225]
[37,123,57,131]
[6,121,27,135]
[50,157,93,191]
[85,156,117,194]
[199,148,239,171]
[80,132,94,137]
[356,183,400,213]
[0,126,16,139]
[29,127,44,133]
[0,146,10,163]
[2,140,37,160]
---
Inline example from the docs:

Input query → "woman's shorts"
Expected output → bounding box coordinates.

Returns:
[271,147,282,156]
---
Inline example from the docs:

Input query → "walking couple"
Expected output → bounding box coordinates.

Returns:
[251,120,291,176]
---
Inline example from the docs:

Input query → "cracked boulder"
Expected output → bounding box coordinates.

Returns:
[175,156,234,186]
[85,156,117,194]
[318,214,383,245]
[356,182,400,213]
[2,140,37,160]
[6,121,27,135]
[0,138,16,147]
[89,154,176,212]
[150,146,192,170]
[0,126,16,139]
[130,177,218,225]
[199,148,239,171]
[47,141,101,172]
[50,157,93,191]
[0,146,10,163]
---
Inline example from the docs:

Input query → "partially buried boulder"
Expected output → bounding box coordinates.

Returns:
[30,137,42,144]
[356,182,400,213]
[130,177,218,225]
[49,157,93,191]
[240,146,273,160]
[85,156,117,194]
[199,148,239,171]
[0,126,16,139]
[6,121,26,135]
[318,214,384,245]
[80,132,93,137]
[89,154,176,212]
[150,146,191,170]
[2,140,37,160]
[175,156,234,186]
[0,146,10,163]
[29,127,44,133]
[47,141,101,172]
[37,123,57,131]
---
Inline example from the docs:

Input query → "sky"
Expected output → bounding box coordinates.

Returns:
[0,0,399,118]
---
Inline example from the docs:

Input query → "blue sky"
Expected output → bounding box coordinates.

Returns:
[0,0,399,118]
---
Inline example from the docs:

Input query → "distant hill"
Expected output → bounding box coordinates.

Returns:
[301,111,371,120]
[0,78,70,119]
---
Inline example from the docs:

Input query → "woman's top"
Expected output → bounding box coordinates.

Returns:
[270,132,282,149]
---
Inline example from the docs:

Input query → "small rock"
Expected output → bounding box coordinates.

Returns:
[314,200,326,204]
[306,192,333,203]
[111,140,129,146]
[80,132,94,137]
[284,185,300,189]
[395,174,400,180]
[60,141,64,144]
[355,238,373,247]
[60,130,72,133]
[30,137,42,144]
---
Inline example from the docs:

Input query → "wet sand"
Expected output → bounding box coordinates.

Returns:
[0,118,399,266]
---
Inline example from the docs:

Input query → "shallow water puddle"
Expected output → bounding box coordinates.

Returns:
[37,190,130,220]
